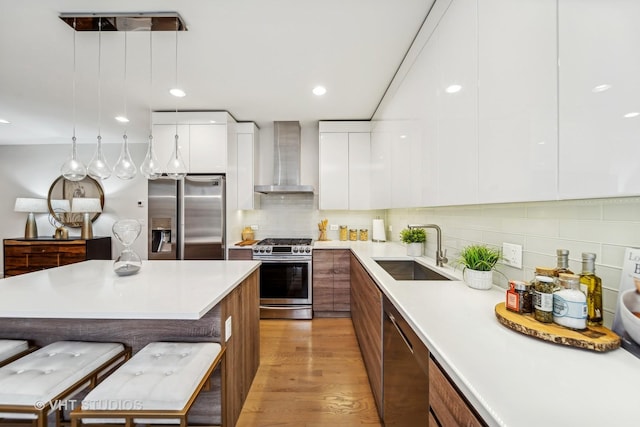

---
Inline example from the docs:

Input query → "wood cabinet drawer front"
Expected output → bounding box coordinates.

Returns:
[228,248,253,260]
[26,253,62,268]
[429,358,485,427]
[6,243,84,256]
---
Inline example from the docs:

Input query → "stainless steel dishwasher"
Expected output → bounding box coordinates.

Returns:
[383,296,430,426]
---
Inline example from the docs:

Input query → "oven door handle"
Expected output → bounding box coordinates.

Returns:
[260,305,311,310]
[256,258,312,263]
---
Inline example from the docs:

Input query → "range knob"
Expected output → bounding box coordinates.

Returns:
[266,247,272,253]
[293,247,299,253]
[305,247,311,253]
[259,248,266,253]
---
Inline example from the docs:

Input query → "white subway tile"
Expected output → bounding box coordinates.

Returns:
[559,220,640,247]
[602,197,640,221]
[526,199,602,220]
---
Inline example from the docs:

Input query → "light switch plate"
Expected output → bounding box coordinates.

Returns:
[330,224,338,231]
[250,225,259,230]
[502,243,522,269]
[225,316,232,342]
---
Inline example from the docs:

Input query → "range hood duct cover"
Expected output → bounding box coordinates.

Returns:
[254,121,314,194]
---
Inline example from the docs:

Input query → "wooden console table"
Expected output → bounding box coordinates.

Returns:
[3,237,111,277]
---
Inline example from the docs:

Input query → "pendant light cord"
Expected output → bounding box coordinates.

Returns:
[148,30,153,136]
[123,31,128,137]
[72,19,77,140]
[174,20,179,136]
[97,18,102,138]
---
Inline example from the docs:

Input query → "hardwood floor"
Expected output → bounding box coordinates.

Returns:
[235,318,383,427]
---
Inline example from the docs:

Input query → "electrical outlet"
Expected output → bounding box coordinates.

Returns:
[330,224,338,231]
[388,225,393,232]
[225,316,232,342]
[250,225,259,231]
[502,243,523,269]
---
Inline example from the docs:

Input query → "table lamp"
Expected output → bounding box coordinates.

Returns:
[14,197,48,239]
[71,198,102,239]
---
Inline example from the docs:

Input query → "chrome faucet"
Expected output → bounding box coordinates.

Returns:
[407,224,448,267]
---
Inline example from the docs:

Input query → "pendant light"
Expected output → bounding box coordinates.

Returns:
[113,31,137,180]
[165,20,187,180]
[60,19,87,182]
[87,18,112,180]
[140,30,162,180]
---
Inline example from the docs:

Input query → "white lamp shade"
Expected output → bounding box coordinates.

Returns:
[50,199,71,212]
[14,197,48,213]
[71,198,102,213]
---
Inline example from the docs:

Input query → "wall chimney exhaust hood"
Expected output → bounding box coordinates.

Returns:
[254,121,315,194]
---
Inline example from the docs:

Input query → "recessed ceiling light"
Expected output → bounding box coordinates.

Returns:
[538,141,546,145]
[209,120,217,124]
[624,112,640,118]
[312,86,327,96]
[170,88,186,97]
[115,116,130,123]
[445,84,462,94]
[400,135,407,139]
[592,84,612,93]
[0,119,10,124]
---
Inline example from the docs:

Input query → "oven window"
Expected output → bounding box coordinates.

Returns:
[260,263,309,299]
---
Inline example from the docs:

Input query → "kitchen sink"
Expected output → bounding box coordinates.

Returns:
[375,260,451,281]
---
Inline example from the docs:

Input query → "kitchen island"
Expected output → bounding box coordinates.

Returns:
[316,240,640,427]
[0,259,261,427]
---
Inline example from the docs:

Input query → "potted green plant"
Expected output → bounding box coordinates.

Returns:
[400,228,426,257]
[456,244,501,290]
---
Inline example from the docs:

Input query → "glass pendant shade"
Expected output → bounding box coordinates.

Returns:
[166,134,187,180]
[140,135,162,179]
[114,134,137,180]
[61,136,87,181]
[87,135,112,180]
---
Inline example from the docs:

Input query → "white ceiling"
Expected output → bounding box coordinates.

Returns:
[0,0,433,146]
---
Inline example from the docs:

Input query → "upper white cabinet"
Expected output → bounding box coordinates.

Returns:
[558,0,640,199]
[478,0,558,203]
[434,0,478,206]
[369,122,392,209]
[319,122,370,210]
[152,112,234,175]
[236,122,259,210]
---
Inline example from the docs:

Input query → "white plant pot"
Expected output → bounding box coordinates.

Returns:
[406,242,423,257]
[464,269,493,290]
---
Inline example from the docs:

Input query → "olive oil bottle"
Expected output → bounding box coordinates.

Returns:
[579,252,603,326]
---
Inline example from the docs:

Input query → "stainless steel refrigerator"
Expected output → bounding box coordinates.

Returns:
[148,175,226,260]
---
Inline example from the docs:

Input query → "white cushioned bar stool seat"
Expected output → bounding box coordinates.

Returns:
[0,340,30,368]
[0,341,128,427]
[71,342,224,427]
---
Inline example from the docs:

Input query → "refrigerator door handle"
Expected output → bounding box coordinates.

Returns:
[185,175,222,182]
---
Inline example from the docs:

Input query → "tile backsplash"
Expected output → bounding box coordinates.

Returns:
[386,197,640,327]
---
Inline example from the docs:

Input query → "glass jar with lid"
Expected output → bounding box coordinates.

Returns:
[532,267,557,323]
[359,229,368,241]
[339,226,348,241]
[349,229,358,241]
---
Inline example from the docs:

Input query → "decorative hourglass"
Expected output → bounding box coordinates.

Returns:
[112,219,142,276]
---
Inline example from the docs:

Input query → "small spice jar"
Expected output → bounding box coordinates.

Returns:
[359,229,368,241]
[532,267,558,323]
[506,280,532,314]
[349,229,358,241]
[339,226,348,241]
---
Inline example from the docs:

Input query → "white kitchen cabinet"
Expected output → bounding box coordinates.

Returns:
[236,122,259,210]
[478,0,558,203]
[319,132,349,209]
[434,0,478,206]
[319,122,370,210]
[558,0,640,199]
[370,122,392,209]
[189,124,227,173]
[152,112,234,175]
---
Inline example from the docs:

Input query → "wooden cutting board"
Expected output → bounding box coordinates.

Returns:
[234,240,259,247]
[495,302,620,352]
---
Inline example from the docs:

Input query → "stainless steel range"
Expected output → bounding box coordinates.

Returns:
[253,238,313,319]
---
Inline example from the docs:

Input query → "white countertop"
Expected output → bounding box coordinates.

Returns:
[0,260,260,320]
[341,241,640,427]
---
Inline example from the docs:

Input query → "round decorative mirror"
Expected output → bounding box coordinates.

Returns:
[47,175,105,228]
